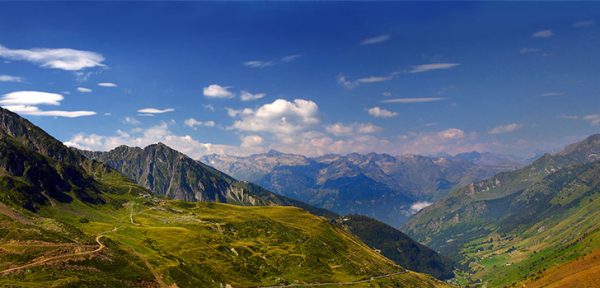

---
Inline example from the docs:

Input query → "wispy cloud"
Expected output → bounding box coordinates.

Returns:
[243,54,301,68]
[77,87,92,93]
[137,108,175,114]
[0,91,95,118]
[240,90,266,101]
[240,135,263,148]
[184,118,216,129]
[541,92,565,97]
[409,63,460,73]
[337,63,459,89]
[532,30,554,38]
[325,122,381,136]
[203,84,234,99]
[360,34,391,45]
[367,107,397,118]
[0,74,23,82]
[123,116,140,125]
[573,20,595,28]
[557,114,579,120]
[337,74,394,89]
[381,97,445,104]
[0,44,105,71]
[98,82,117,87]
[488,123,522,135]
[583,114,600,126]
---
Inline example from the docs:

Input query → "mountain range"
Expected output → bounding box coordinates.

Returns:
[76,137,455,280]
[202,150,524,227]
[0,108,452,287]
[403,134,600,287]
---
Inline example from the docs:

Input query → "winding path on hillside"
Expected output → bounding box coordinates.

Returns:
[256,270,407,287]
[0,228,113,275]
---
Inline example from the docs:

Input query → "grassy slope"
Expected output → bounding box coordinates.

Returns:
[0,173,448,288]
[444,162,600,287]
[524,248,600,288]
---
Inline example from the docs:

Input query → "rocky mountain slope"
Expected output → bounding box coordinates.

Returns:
[403,134,600,287]
[202,150,523,227]
[76,144,335,218]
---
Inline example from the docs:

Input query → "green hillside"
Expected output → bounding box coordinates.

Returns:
[403,134,600,287]
[335,215,455,280]
[77,139,454,281]
[0,183,447,287]
[0,107,449,287]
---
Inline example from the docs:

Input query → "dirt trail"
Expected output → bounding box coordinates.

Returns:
[0,229,113,275]
[256,271,407,287]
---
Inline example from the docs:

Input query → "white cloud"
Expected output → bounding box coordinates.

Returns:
[123,117,140,125]
[0,74,23,82]
[410,63,460,73]
[532,30,554,38]
[98,82,117,87]
[0,91,95,118]
[266,127,481,157]
[137,108,175,114]
[488,123,522,135]
[583,114,600,126]
[203,84,234,99]
[240,90,266,101]
[573,20,594,28]
[337,74,394,89]
[77,87,92,93]
[230,98,319,135]
[357,75,393,83]
[243,54,301,68]
[3,105,95,118]
[0,91,63,106]
[367,107,397,118]
[438,128,466,140]
[325,123,381,136]
[240,135,263,147]
[64,122,243,158]
[360,34,391,45]
[184,118,215,129]
[410,201,432,214]
[0,44,105,71]
[243,60,274,68]
[382,97,445,104]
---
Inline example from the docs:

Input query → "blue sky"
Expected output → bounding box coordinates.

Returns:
[0,2,599,158]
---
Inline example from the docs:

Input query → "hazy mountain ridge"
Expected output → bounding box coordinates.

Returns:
[202,150,524,227]
[403,134,600,286]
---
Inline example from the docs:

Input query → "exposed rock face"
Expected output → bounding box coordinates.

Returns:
[76,144,336,217]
